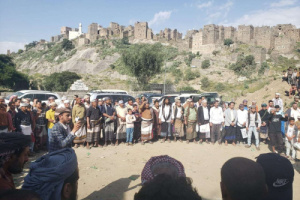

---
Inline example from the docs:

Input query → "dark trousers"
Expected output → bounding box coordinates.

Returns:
[211,124,222,143]
[269,133,285,152]
[236,126,247,143]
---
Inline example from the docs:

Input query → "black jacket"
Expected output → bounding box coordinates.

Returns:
[197,106,210,124]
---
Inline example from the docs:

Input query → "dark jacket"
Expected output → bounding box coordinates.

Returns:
[268,114,288,134]
[258,109,270,124]
[198,106,210,124]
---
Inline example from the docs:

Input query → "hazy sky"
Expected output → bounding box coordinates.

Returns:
[0,0,300,53]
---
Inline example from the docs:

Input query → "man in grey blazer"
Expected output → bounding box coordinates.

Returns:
[224,102,238,146]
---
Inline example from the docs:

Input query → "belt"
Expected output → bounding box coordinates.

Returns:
[21,123,31,126]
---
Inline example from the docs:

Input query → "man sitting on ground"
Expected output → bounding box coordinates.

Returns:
[220,157,267,200]
[0,132,31,189]
[22,148,79,200]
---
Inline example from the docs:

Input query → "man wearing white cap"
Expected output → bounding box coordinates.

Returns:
[0,96,5,105]
[64,100,71,110]
[115,100,127,145]
[84,94,91,109]
[15,102,35,154]
[86,98,102,149]
[57,96,67,109]
[272,93,283,112]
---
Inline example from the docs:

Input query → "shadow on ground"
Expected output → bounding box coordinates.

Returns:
[82,175,141,200]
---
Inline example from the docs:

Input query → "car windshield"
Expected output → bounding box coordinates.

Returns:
[5,91,24,100]
[200,93,219,103]
[162,96,177,104]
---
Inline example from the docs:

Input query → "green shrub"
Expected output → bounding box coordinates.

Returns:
[201,59,210,69]
[229,54,256,77]
[61,39,74,51]
[214,83,225,92]
[25,41,38,50]
[212,50,220,56]
[44,71,81,92]
[224,39,234,46]
[17,49,24,54]
[259,62,269,74]
[178,86,196,92]
[184,68,200,81]
[184,52,196,67]
[201,77,210,88]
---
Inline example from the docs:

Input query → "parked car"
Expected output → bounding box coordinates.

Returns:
[140,93,163,106]
[89,89,128,94]
[178,93,198,103]
[5,90,61,105]
[192,92,221,106]
[158,94,179,105]
[90,93,135,103]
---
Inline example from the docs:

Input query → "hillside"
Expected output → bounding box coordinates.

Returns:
[8,38,300,98]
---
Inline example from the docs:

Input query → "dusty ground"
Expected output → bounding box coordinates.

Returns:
[15,141,300,200]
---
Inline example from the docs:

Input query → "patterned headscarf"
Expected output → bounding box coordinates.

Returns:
[141,155,186,185]
[0,132,31,168]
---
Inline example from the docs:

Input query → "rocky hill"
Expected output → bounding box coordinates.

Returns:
[9,37,300,101]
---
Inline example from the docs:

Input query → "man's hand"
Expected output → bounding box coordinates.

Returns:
[243,122,246,126]
[185,121,187,125]
[159,119,162,124]
[256,127,260,131]
[72,122,81,133]
[231,122,235,126]
[198,123,201,125]
[246,127,249,131]
[285,113,289,117]
[210,122,213,127]
[87,124,90,129]
[171,120,174,124]
[110,116,114,120]
[262,122,266,126]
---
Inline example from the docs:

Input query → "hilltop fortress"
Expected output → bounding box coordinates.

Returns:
[46,21,299,57]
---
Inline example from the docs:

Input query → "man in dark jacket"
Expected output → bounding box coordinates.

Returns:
[197,99,210,144]
[258,103,270,144]
[268,108,288,153]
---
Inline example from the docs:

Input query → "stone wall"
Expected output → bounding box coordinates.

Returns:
[134,22,148,39]
[237,25,254,44]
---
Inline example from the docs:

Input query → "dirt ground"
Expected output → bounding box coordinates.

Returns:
[15,141,300,200]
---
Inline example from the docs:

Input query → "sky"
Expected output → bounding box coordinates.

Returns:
[0,0,300,54]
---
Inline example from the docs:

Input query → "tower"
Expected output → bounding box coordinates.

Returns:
[79,23,82,34]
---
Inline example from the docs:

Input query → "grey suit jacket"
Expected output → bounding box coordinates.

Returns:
[224,108,237,126]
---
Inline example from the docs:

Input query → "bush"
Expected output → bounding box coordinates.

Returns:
[224,38,234,46]
[229,54,256,77]
[258,62,269,74]
[184,68,200,81]
[0,55,29,90]
[17,49,24,54]
[178,86,196,92]
[212,50,220,56]
[214,83,225,92]
[184,52,196,67]
[201,59,210,69]
[61,39,74,51]
[44,71,81,92]
[25,41,38,50]
[201,77,210,88]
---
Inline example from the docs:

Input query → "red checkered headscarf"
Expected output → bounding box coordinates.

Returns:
[141,155,186,184]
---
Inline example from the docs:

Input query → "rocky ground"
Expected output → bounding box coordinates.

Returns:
[14,141,300,200]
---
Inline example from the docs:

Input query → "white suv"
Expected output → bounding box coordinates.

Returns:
[5,90,61,105]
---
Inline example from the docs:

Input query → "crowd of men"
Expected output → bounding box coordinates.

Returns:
[0,131,296,200]
[0,90,300,160]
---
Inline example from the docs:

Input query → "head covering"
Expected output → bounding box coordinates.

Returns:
[175,97,180,100]
[48,96,55,100]
[187,98,192,102]
[239,104,244,109]
[91,98,97,103]
[256,153,294,200]
[20,102,28,107]
[61,96,66,101]
[250,105,256,109]
[252,100,256,103]
[104,97,110,101]
[275,93,280,96]
[0,96,4,100]
[243,99,248,103]
[275,105,280,108]
[9,95,17,102]
[119,100,124,104]
[50,102,57,107]
[295,96,299,99]
[141,155,186,185]
[22,148,78,200]
[0,132,31,167]
[261,103,267,107]
[99,99,103,102]
[64,100,70,104]
[55,108,71,116]
[84,95,90,99]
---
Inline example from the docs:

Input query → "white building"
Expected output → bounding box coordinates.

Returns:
[69,23,83,40]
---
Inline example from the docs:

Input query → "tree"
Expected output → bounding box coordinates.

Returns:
[229,54,256,77]
[224,38,234,46]
[201,77,210,88]
[25,41,38,50]
[121,43,163,89]
[17,49,24,54]
[0,55,29,90]
[184,68,200,81]
[61,39,74,51]
[201,59,210,69]
[44,71,81,92]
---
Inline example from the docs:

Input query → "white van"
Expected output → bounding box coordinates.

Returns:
[5,90,61,105]
[89,89,128,95]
